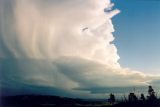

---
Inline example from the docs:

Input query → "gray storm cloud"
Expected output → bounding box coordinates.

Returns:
[0,0,157,98]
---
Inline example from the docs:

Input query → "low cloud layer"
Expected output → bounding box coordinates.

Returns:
[0,57,154,98]
[0,0,159,98]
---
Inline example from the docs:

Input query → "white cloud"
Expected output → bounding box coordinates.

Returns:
[0,0,120,67]
[0,0,159,98]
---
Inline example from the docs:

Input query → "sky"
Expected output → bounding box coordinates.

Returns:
[112,0,160,74]
[0,0,160,99]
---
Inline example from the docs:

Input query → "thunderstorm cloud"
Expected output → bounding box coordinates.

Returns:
[0,0,159,98]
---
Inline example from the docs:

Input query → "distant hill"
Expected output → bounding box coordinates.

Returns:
[1,95,105,107]
[1,95,160,107]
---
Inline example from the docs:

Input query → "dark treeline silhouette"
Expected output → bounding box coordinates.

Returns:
[108,93,116,105]
[111,85,160,107]
[1,85,160,107]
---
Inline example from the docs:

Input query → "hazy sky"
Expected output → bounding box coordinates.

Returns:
[112,0,160,74]
[0,0,160,98]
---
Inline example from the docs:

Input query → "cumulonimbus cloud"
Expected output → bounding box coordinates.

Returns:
[0,0,159,98]
[0,0,120,67]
